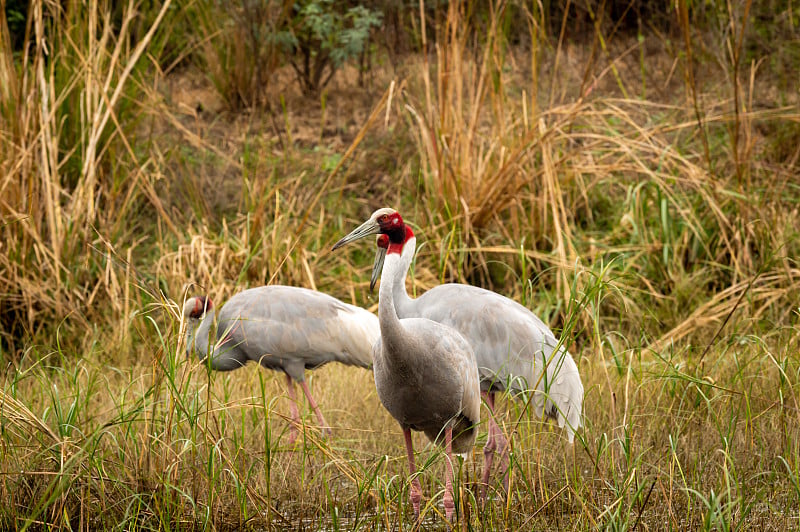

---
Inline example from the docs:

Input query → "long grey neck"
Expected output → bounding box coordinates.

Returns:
[378,251,410,357]
[391,236,416,317]
[186,312,214,361]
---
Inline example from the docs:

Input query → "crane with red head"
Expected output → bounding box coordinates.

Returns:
[334,208,480,523]
[183,285,380,444]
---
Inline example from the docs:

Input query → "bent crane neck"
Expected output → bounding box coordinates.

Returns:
[186,311,214,363]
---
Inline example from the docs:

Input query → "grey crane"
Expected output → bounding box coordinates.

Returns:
[183,286,380,443]
[333,220,481,523]
[334,207,584,496]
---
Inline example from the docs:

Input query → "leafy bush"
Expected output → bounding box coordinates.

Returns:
[282,0,382,94]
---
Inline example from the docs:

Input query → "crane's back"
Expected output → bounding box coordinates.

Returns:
[212,286,379,380]
[398,282,584,440]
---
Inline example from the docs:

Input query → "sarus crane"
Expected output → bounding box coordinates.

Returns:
[333,224,481,523]
[183,286,380,443]
[334,207,584,496]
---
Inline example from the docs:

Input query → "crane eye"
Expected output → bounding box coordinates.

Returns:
[379,214,388,222]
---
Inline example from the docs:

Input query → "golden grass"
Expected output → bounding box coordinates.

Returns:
[2,328,797,528]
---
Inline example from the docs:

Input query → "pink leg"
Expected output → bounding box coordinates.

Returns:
[403,428,423,522]
[443,426,456,522]
[481,392,511,497]
[298,379,331,437]
[494,409,510,494]
[481,392,497,499]
[284,375,301,444]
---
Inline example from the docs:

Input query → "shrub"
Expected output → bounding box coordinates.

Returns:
[282,0,382,94]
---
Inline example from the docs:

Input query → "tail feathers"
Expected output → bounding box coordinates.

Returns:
[335,308,380,369]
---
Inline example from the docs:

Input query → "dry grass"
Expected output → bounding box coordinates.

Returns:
[2,330,798,529]
[2,0,800,529]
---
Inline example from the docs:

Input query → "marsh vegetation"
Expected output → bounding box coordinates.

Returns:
[1,0,799,529]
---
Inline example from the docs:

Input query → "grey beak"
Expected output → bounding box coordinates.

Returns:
[370,246,387,292]
[332,219,381,251]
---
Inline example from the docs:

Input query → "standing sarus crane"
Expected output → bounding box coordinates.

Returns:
[333,225,481,523]
[183,286,380,443]
[334,208,584,496]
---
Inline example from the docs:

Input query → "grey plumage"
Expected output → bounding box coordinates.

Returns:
[183,285,380,441]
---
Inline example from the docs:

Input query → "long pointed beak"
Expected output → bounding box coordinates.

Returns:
[332,219,380,251]
[370,245,386,292]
